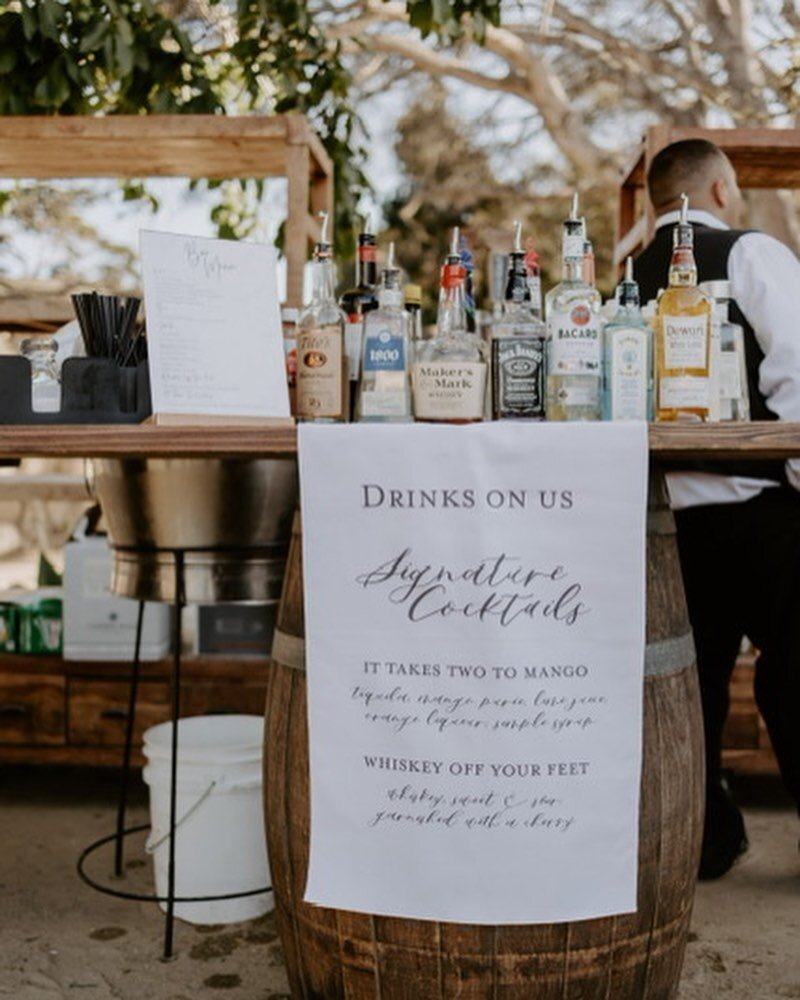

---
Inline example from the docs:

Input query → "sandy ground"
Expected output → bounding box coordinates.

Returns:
[0,766,797,1000]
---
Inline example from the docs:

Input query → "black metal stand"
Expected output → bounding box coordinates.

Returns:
[77,549,271,961]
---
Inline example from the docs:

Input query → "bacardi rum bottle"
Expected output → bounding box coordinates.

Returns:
[296,212,348,422]
[490,222,546,420]
[357,243,412,422]
[413,227,487,423]
[602,256,653,421]
[545,195,602,420]
[654,194,713,421]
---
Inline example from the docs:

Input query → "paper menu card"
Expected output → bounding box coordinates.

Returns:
[140,230,290,419]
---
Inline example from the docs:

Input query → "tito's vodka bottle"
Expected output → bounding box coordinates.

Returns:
[296,212,348,422]
[654,194,712,421]
[602,256,653,421]
[413,227,487,422]
[545,195,602,420]
[491,222,546,420]
[357,243,412,422]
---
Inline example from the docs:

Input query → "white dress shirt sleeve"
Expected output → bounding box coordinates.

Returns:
[728,232,800,490]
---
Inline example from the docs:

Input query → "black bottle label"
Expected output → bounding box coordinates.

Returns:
[492,337,545,418]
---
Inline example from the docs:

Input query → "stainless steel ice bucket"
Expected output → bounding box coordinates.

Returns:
[89,457,298,604]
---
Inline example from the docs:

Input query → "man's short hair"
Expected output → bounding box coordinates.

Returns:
[647,139,731,209]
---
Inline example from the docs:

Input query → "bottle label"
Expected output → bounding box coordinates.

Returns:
[413,361,486,420]
[363,330,406,372]
[358,245,377,263]
[663,314,708,368]
[609,328,649,420]
[492,337,545,418]
[296,327,344,418]
[718,352,742,401]
[554,382,599,408]
[360,390,409,418]
[563,234,584,260]
[659,375,709,410]
[548,306,601,372]
[345,323,363,382]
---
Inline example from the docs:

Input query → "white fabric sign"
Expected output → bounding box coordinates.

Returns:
[140,230,289,418]
[298,422,648,924]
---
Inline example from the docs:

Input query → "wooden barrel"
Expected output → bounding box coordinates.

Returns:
[264,483,704,999]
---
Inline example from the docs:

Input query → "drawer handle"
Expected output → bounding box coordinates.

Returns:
[100,709,129,721]
[0,703,33,718]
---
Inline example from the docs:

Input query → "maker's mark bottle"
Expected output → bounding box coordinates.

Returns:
[296,212,348,423]
[412,227,487,423]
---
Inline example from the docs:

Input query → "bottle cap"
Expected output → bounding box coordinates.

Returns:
[404,283,422,306]
[616,255,640,308]
[673,193,694,247]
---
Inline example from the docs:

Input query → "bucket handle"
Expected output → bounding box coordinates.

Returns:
[145,773,262,854]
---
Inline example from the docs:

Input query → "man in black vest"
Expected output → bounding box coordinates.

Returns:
[634,138,800,879]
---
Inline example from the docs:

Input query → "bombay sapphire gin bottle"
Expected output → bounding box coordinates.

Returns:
[545,194,602,420]
[356,243,412,422]
[602,256,653,421]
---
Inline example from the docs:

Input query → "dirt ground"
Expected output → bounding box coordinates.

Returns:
[0,765,797,1000]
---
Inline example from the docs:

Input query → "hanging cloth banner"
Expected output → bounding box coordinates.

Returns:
[298,422,648,924]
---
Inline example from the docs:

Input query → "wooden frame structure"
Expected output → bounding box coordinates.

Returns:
[0,114,334,318]
[615,124,800,265]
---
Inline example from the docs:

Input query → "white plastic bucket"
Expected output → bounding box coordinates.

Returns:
[142,714,272,925]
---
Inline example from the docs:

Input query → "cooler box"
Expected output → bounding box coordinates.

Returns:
[63,527,171,661]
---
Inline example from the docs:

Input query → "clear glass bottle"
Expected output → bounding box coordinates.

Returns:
[545,194,602,420]
[490,221,546,420]
[654,194,713,422]
[413,227,487,423]
[20,337,61,413]
[296,212,349,422]
[699,279,750,421]
[357,243,412,423]
[404,283,425,342]
[602,257,653,421]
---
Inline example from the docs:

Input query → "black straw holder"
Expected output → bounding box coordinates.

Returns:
[0,357,151,424]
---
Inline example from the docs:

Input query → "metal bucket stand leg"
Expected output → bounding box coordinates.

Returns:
[163,550,184,961]
[114,600,145,878]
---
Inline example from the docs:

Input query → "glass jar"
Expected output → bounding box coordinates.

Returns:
[20,337,61,413]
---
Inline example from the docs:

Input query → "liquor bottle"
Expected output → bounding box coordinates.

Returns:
[601,256,653,421]
[404,283,424,341]
[654,194,713,421]
[699,280,750,421]
[490,222,546,420]
[340,222,379,418]
[582,238,596,287]
[545,194,602,420]
[412,227,487,423]
[524,245,542,319]
[459,233,478,334]
[357,243,412,423]
[296,212,348,422]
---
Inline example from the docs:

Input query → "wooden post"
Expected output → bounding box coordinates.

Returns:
[285,142,311,309]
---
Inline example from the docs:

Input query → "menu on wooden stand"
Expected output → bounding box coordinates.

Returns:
[299,422,648,924]
[140,230,290,423]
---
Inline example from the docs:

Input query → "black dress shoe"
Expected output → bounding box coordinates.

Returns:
[698,782,748,880]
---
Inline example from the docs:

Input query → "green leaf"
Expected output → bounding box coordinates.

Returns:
[37,0,60,41]
[79,19,109,54]
[20,3,37,41]
[0,48,17,75]
[114,33,134,77]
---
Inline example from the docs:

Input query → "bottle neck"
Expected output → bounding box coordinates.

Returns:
[356,239,377,288]
[668,245,698,287]
[438,264,468,339]
[311,255,338,305]
[562,257,584,283]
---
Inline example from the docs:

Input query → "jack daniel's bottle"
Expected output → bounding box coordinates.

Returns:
[296,212,348,422]
[412,227,487,422]
[490,222,546,420]
[545,194,602,420]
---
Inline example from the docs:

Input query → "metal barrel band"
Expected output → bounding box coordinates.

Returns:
[271,627,306,672]
[644,631,696,677]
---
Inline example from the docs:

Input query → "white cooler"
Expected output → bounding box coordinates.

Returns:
[63,520,171,661]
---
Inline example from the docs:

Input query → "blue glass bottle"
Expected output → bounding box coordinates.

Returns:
[601,256,653,421]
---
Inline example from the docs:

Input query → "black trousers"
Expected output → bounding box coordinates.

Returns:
[675,485,800,812]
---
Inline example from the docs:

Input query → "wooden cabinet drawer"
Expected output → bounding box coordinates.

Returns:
[181,677,268,718]
[68,678,170,747]
[0,673,65,745]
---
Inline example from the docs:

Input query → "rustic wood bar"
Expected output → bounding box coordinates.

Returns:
[0,421,799,460]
